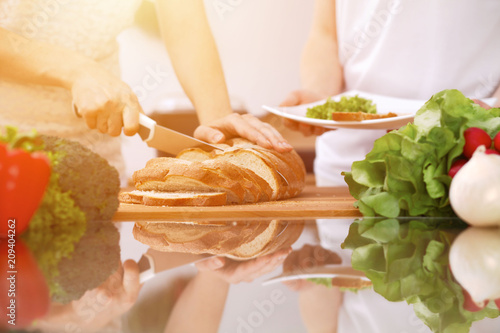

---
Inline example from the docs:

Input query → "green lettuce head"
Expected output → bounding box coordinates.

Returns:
[343,89,500,218]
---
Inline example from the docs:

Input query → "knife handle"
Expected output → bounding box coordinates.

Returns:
[139,113,157,142]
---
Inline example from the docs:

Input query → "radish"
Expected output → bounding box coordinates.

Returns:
[494,132,500,152]
[462,288,486,312]
[448,159,468,178]
[485,149,500,156]
[463,127,492,158]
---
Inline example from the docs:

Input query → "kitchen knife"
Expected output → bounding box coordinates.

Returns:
[138,113,223,156]
[138,249,214,283]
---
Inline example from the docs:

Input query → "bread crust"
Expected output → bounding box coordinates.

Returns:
[130,138,306,206]
[118,190,227,206]
[330,111,398,121]
[132,220,305,260]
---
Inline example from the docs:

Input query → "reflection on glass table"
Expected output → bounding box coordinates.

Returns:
[2,218,500,333]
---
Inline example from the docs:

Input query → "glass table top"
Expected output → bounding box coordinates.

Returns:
[2,215,500,333]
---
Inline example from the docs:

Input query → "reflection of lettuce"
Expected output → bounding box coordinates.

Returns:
[343,90,500,218]
[342,218,500,333]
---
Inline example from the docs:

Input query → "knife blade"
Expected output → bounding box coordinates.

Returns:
[138,113,223,156]
[138,248,214,283]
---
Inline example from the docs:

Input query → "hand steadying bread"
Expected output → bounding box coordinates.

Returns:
[120,138,306,206]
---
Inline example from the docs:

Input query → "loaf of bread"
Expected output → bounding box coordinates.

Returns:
[132,220,304,260]
[124,138,306,206]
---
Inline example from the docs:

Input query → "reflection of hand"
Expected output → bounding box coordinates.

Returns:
[71,68,143,137]
[35,260,141,333]
[193,113,293,153]
[282,244,342,291]
[195,247,292,284]
[280,90,332,136]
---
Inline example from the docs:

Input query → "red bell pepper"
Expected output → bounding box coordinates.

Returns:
[0,142,51,237]
[0,237,50,328]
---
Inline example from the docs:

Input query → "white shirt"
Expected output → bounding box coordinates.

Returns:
[316,1,500,331]
[315,0,500,187]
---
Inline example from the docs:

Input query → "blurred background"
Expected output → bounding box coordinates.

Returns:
[118,0,315,181]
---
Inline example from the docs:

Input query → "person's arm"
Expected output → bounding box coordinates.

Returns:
[0,27,142,136]
[154,0,292,152]
[164,248,291,333]
[280,0,344,136]
[301,0,343,97]
[163,270,229,333]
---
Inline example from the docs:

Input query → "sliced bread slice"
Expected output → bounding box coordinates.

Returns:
[119,190,227,206]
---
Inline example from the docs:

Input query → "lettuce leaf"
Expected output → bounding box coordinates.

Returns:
[343,89,500,217]
[342,218,500,333]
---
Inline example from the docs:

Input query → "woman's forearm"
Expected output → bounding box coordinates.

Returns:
[301,0,343,97]
[0,27,91,89]
[155,0,233,125]
[164,271,229,333]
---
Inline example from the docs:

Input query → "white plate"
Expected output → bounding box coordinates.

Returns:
[262,265,369,286]
[263,91,498,130]
[262,90,424,130]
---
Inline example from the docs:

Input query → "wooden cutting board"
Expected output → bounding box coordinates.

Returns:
[113,186,361,222]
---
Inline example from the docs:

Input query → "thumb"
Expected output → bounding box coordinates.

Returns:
[194,125,226,143]
[122,259,141,305]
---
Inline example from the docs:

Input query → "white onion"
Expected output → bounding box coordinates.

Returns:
[449,146,500,226]
[449,227,500,303]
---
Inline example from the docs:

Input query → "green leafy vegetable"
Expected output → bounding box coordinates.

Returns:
[342,218,500,333]
[306,95,377,120]
[343,89,500,217]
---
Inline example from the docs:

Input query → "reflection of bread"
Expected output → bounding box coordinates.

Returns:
[118,190,227,206]
[125,138,306,205]
[133,220,304,260]
[331,277,373,289]
[330,112,398,121]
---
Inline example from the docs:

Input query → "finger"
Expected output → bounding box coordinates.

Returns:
[193,125,226,144]
[241,115,292,152]
[122,104,141,136]
[196,256,225,272]
[312,126,328,136]
[298,123,314,136]
[223,255,274,284]
[122,259,141,306]
[108,110,123,137]
[96,111,109,134]
[279,91,300,107]
[283,118,299,131]
[231,115,274,149]
[244,250,290,282]
[472,98,492,110]
[82,109,98,129]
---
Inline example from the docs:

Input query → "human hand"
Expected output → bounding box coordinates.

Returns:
[193,113,293,153]
[195,247,292,284]
[34,260,141,333]
[472,99,493,110]
[282,244,342,292]
[280,89,332,136]
[71,68,143,137]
